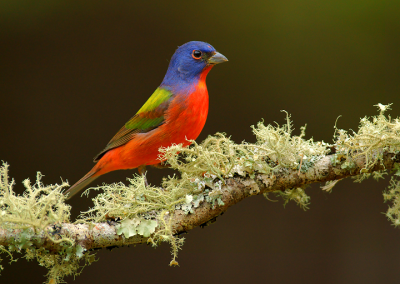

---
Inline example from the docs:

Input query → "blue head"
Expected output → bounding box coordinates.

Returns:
[161,41,228,93]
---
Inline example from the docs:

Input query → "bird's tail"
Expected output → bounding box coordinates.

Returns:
[64,168,100,200]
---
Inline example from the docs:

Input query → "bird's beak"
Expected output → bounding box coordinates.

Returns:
[208,52,228,64]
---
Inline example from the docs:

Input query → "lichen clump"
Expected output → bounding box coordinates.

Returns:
[0,163,70,230]
[334,103,400,172]
[159,111,328,182]
[383,165,400,227]
[0,162,97,283]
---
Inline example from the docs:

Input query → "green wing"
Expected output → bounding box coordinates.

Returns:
[93,87,173,162]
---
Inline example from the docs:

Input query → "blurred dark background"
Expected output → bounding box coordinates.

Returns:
[1,0,400,283]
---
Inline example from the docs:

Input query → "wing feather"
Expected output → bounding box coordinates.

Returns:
[93,87,173,162]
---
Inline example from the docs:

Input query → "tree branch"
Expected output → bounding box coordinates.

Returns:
[2,105,400,283]
[1,151,397,252]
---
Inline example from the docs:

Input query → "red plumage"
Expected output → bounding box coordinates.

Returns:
[95,67,211,176]
[64,42,227,199]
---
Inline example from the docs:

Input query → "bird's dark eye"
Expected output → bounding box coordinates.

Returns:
[192,50,202,59]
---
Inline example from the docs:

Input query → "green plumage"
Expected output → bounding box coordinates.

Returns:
[93,87,173,161]
[126,88,172,130]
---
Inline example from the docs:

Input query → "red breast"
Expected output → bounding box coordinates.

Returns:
[95,67,212,175]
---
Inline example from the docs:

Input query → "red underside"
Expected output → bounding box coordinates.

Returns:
[94,66,212,176]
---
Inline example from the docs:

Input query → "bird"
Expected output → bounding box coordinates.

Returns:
[64,41,228,199]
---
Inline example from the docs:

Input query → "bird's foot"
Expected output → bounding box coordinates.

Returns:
[138,165,149,187]
[151,161,171,170]
[143,175,149,187]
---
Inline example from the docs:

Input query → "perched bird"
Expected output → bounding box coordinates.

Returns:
[64,41,228,199]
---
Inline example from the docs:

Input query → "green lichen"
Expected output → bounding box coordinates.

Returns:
[321,179,343,193]
[332,103,400,185]
[0,163,70,231]
[383,175,400,227]
[159,112,328,183]
[334,103,400,173]
[0,162,95,283]
[2,105,400,283]
[77,175,190,266]
[116,219,157,238]
[0,112,332,282]
[273,187,310,210]
[24,245,97,284]
[157,112,327,212]
[251,115,328,172]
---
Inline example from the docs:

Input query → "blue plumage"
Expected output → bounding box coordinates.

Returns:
[161,41,217,94]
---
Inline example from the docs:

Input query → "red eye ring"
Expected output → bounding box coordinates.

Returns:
[192,50,202,59]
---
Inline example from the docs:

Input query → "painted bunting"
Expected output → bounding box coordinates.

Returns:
[64,41,228,199]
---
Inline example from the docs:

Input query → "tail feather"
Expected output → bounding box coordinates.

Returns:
[64,170,99,200]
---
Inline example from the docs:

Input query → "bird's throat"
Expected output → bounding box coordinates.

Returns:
[197,65,213,90]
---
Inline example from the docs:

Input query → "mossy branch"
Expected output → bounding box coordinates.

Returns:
[1,149,398,250]
[1,103,400,283]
